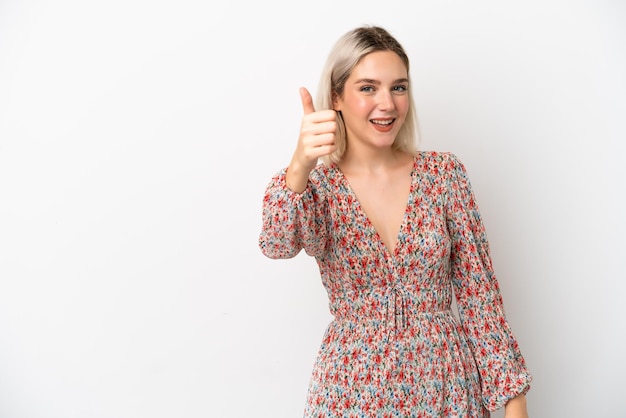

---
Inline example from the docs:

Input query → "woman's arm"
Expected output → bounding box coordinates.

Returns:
[444,152,532,411]
[258,87,337,259]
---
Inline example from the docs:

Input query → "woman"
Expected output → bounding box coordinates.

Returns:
[258,25,531,417]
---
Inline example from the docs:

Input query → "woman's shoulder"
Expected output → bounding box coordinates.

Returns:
[414,151,465,173]
[311,161,337,179]
[307,161,342,191]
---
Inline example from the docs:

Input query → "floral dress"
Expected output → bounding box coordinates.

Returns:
[259,152,531,417]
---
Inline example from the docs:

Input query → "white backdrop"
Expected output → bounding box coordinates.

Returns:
[1,1,625,417]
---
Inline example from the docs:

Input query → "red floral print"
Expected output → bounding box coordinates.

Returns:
[259,152,531,417]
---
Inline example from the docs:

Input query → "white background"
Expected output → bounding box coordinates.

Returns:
[1,1,625,417]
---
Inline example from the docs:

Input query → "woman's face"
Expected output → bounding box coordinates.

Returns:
[333,50,410,151]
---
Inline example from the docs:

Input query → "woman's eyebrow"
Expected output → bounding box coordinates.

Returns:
[353,78,409,84]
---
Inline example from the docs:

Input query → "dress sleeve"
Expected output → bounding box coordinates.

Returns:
[258,167,330,259]
[444,153,532,412]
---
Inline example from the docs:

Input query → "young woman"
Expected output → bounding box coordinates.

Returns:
[259,25,531,417]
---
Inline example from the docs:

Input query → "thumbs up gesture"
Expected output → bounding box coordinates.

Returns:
[286,87,338,193]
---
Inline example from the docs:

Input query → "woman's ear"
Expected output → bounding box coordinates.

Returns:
[332,92,341,111]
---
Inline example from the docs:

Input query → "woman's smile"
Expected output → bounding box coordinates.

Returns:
[370,118,396,132]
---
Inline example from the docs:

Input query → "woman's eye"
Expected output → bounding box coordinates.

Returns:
[393,85,408,92]
[360,86,374,92]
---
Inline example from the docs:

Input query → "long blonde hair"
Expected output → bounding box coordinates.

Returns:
[316,26,420,165]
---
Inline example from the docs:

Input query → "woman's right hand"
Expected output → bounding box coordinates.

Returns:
[286,87,338,193]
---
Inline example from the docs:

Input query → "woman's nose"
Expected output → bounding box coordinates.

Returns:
[377,91,395,110]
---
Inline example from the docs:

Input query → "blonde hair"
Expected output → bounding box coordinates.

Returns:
[316,26,420,165]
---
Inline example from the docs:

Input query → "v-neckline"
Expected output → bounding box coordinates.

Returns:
[334,156,418,258]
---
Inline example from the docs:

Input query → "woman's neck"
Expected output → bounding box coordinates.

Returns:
[339,147,412,176]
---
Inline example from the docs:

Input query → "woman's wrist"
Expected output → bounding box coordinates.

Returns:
[286,158,314,193]
[504,394,528,418]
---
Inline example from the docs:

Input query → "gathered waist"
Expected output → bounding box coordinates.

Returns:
[329,284,454,332]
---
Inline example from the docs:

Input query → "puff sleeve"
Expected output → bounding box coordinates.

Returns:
[444,153,532,411]
[258,167,330,259]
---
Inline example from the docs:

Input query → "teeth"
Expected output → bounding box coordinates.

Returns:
[371,119,393,126]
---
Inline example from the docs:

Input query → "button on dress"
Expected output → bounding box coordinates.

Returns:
[259,152,531,417]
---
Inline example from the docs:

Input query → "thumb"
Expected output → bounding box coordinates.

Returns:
[299,87,316,115]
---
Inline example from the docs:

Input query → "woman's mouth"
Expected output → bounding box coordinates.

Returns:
[370,118,395,133]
